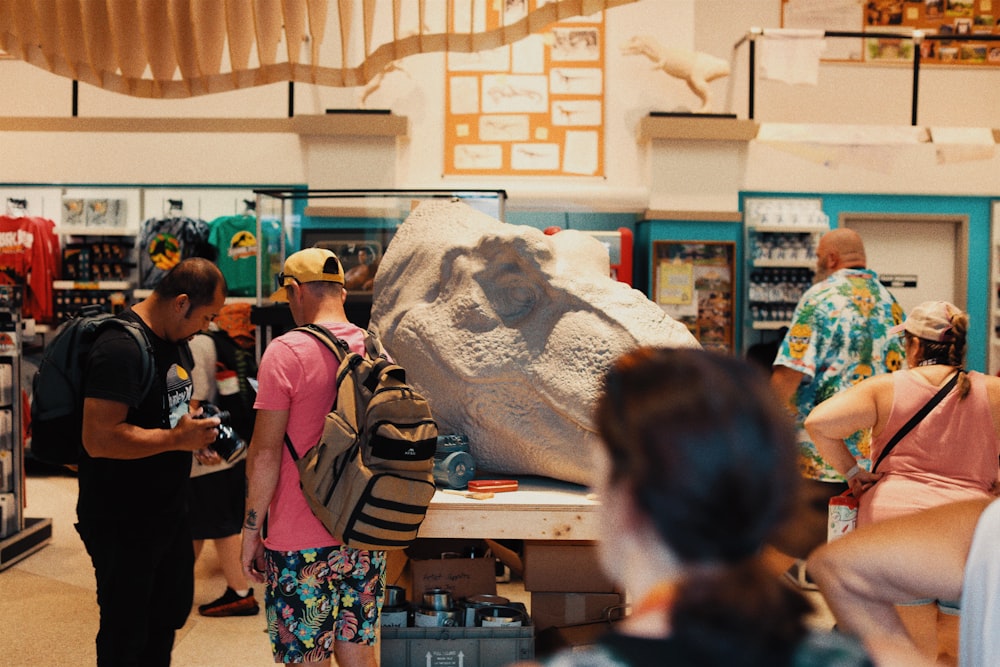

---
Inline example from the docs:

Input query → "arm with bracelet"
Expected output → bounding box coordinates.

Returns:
[805,373,896,496]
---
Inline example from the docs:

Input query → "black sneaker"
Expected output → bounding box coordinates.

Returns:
[198,587,260,617]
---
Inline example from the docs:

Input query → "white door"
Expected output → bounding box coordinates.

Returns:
[844,216,965,315]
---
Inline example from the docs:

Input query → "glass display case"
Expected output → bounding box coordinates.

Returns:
[251,188,508,338]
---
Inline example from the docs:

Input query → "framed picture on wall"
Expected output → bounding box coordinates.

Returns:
[652,240,735,353]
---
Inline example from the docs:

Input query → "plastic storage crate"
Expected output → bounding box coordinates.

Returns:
[381,625,533,667]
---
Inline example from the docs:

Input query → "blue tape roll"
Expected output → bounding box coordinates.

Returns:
[433,451,476,489]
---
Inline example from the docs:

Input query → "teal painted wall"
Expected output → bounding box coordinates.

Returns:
[635,218,744,350]
[298,194,994,370]
[742,192,993,372]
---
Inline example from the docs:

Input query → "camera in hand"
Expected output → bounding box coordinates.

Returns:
[196,402,247,463]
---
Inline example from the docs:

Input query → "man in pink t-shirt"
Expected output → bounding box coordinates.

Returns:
[241,248,385,667]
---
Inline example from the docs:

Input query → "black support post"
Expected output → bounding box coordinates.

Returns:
[911,36,922,126]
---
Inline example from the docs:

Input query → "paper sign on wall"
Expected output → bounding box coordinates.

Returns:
[444,1,605,177]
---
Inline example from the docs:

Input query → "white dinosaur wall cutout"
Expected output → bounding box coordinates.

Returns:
[621,35,730,114]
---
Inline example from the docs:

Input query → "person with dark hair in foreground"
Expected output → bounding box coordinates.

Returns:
[518,348,875,667]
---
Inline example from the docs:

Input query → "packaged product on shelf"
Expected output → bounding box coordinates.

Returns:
[0,493,16,538]
[0,450,11,494]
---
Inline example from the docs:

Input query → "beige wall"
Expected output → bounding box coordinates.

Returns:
[1,0,998,209]
[697,0,1000,128]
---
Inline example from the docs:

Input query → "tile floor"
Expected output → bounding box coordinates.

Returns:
[1,468,834,666]
[3,468,275,666]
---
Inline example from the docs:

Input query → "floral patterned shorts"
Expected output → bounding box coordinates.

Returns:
[264,545,386,663]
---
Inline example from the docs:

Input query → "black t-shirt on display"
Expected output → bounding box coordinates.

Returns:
[76,310,194,521]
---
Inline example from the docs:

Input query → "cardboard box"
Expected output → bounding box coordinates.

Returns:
[404,539,497,602]
[535,618,623,658]
[409,556,496,602]
[522,541,617,593]
[531,593,629,658]
[381,625,533,667]
[385,549,409,589]
[529,592,626,630]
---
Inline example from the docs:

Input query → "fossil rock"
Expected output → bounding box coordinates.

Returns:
[370,200,699,486]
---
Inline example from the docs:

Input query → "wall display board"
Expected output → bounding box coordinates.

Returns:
[782,0,1000,66]
[444,1,605,177]
[652,241,735,353]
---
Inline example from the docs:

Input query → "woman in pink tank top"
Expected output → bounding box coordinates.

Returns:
[805,300,1000,664]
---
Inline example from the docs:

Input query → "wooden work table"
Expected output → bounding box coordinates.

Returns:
[418,477,600,541]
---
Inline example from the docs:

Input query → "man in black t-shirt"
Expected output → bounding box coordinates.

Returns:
[76,258,226,667]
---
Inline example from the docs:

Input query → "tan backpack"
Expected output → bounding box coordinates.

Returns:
[283,324,438,550]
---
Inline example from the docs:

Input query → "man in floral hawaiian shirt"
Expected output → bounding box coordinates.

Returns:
[768,228,904,586]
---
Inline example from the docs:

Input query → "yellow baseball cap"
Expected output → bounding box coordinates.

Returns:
[271,248,345,302]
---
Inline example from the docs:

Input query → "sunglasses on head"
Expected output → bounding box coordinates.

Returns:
[274,272,300,291]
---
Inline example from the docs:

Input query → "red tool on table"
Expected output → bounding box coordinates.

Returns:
[467,479,519,493]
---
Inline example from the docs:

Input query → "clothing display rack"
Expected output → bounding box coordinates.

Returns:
[0,287,52,571]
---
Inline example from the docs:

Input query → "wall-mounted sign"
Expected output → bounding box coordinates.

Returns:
[444,2,605,177]
[880,274,917,288]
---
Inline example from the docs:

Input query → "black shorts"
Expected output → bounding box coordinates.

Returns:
[188,460,246,540]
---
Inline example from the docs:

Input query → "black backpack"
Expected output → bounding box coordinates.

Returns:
[283,324,438,550]
[30,307,155,465]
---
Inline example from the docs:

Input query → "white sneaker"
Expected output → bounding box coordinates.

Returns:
[783,559,818,591]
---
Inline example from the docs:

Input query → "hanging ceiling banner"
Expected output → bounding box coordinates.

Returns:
[0,0,637,99]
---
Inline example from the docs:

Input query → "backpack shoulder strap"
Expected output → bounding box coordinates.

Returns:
[283,433,300,461]
[295,324,350,363]
[284,324,358,455]
[363,330,406,387]
[97,317,157,396]
[364,330,386,360]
